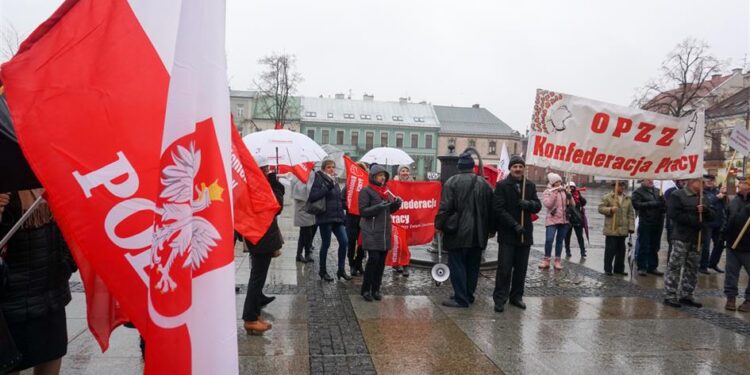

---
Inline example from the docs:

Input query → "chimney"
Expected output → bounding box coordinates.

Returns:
[733,68,743,75]
[711,74,722,81]
[335,93,345,99]
[399,97,408,104]
[472,104,480,109]
[363,94,374,101]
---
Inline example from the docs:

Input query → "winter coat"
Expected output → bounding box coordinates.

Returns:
[358,165,401,252]
[291,176,316,227]
[724,193,750,253]
[0,196,75,323]
[435,170,494,251]
[308,170,346,225]
[542,187,570,226]
[631,186,666,227]
[667,187,715,243]
[570,190,587,227]
[598,192,635,237]
[703,187,726,229]
[493,175,541,246]
[245,173,284,255]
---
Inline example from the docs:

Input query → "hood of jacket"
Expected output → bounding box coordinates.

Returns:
[368,164,390,186]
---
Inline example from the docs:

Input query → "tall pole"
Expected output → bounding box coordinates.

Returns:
[520,169,527,243]
[611,181,619,231]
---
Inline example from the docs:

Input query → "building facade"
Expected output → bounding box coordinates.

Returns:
[434,104,522,169]
[299,95,439,179]
[705,85,750,178]
[229,90,256,136]
[229,89,302,135]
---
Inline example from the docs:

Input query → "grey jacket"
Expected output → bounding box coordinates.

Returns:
[291,176,316,227]
[359,165,402,252]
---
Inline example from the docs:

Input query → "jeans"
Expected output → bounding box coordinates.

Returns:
[724,250,750,300]
[604,236,626,273]
[242,252,272,322]
[319,222,348,274]
[493,243,531,307]
[700,226,723,269]
[447,248,482,307]
[544,224,569,258]
[565,224,586,256]
[637,224,662,272]
[361,250,387,295]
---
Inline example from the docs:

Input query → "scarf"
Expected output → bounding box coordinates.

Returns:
[370,182,390,200]
[18,189,53,229]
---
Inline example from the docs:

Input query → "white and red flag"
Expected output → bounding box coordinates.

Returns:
[497,142,509,182]
[1,0,239,373]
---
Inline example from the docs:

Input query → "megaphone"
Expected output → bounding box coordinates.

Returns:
[431,263,450,283]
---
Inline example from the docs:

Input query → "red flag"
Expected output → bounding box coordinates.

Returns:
[386,181,442,245]
[1,1,239,373]
[385,224,410,267]
[344,155,368,215]
[278,161,314,183]
[231,125,280,244]
[474,165,499,188]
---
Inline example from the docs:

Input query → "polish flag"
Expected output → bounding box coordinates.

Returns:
[497,142,510,182]
[1,0,239,373]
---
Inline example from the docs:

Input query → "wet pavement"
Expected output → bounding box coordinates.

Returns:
[49,187,750,374]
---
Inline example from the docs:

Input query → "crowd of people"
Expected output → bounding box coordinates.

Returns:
[3,151,750,373]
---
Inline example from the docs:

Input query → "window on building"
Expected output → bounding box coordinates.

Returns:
[424,157,434,174]
[366,132,374,150]
[376,115,383,120]
[351,131,359,146]
[381,132,389,147]
[411,134,419,148]
[448,138,456,146]
[425,134,433,149]
[396,133,404,148]
[305,111,317,117]
[307,129,315,140]
[360,114,371,120]
[327,112,334,118]
[513,143,518,154]
[236,104,244,118]
[322,129,329,144]
[414,117,424,123]
[392,116,403,121]
[336,130,344,145]
[344,113,355,119]
[489,141,497,155]
[468,139,476,147]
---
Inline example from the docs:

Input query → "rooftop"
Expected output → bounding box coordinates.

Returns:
[299,95,439,128]
[433,105,517,137]
[707,87,749,119]
[230,89,257,99]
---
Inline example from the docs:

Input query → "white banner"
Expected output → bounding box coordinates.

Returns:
[527,89,705,179]
[729,124,750,156]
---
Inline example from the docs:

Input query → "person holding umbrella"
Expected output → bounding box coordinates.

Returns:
[598,181,635,276]
[309,159,351,282]
[359,164,402,301]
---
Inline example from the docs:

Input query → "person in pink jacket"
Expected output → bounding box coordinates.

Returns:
[541,173,571,270]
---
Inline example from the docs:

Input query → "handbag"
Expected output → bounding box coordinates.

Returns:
[566,205,583,226]
[444,176,478,234]
[303,197,326,215]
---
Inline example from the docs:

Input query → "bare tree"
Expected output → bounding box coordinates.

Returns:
[0,22,21,63]
[254,53,302,129]
[633,38,725,117]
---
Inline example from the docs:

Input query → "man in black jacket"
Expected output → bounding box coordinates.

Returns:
[435,153,494,308]
[664,177,715,308]
[491,155,542,312]
[722,175,750,312]
[632,179,666,276]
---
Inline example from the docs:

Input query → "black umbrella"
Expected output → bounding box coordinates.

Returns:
[0,94,41,192]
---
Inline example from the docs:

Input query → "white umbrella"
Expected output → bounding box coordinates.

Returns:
[321,144,345,174]
[243,129,327,167]
[360,147,414,166]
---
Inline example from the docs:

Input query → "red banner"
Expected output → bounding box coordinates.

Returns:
[385,224,410,267]
[344,155,368,215]
[387,181,441,245]
[279,161,314,183]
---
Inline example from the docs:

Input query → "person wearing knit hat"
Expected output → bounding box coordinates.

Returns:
[457,152,475,171]
[541,172,570,270]
[492,154,541,312]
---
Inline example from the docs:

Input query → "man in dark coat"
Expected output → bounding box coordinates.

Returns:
[632,179,666,276]
[700,174,727,274]
[664,177,715,308]
[491,155,541,312]
[435,153,494,308]
[242,157,285,334]
[723,175,750,312]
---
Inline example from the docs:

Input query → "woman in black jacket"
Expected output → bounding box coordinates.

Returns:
[242,160,285,335]
[359,165,402,301]
[0,190,76,374]
[308,159,350,282]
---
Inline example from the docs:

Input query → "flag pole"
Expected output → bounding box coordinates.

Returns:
[520,168,527,243]
[698,180,703,250]
[611,180,619,231]
[0,194,45,249]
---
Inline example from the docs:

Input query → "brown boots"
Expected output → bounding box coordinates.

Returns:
[243,318,272,335]
[725,297,750,312]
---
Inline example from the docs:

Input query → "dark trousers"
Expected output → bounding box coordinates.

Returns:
[565,224,586,256]
[637,224,662,272]
[361,250,387,294]
[604,236,626,273]
[242,253,272,322]
[448,248,482,307]
[701,227,723,269]
[297,225,317,257]
[493,243,530,307]
[346,215,364,270]
[724,250,750,300]
[319,222,348,273]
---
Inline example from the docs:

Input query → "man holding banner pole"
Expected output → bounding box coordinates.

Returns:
[723,175,750,312]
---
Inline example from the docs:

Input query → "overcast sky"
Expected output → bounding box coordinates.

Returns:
[2,0,748,132]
